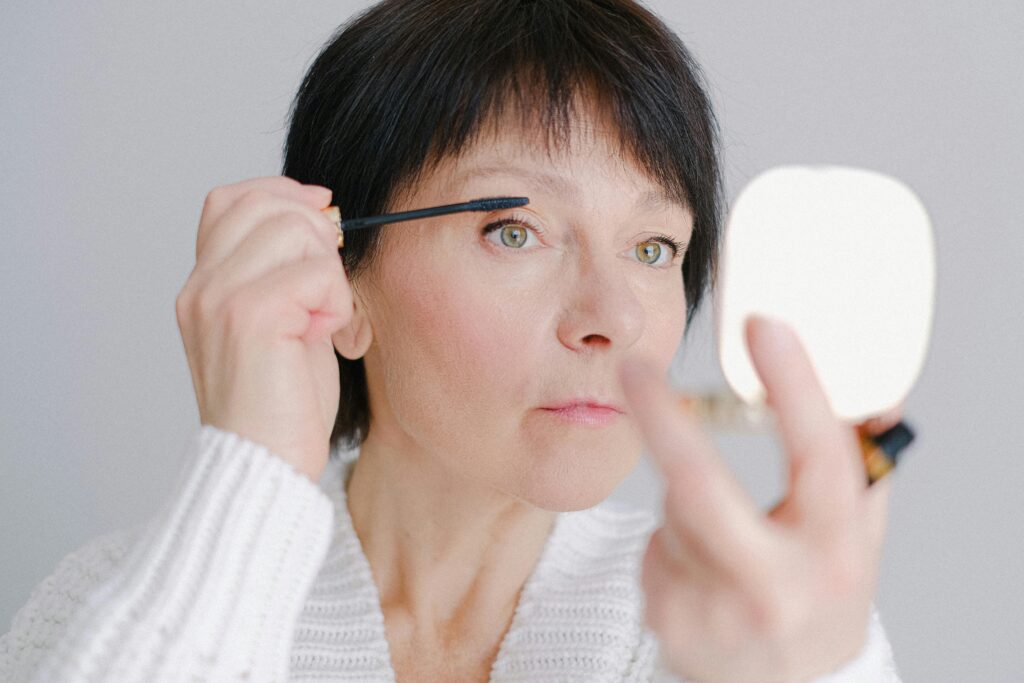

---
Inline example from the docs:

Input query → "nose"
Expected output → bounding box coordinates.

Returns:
[555,254,644,354]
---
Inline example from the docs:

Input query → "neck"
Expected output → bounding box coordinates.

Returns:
[343,432,558,639]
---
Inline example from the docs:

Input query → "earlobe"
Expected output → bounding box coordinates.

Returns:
[332,291,374,360]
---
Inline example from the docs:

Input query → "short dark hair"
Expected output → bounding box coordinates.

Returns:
[282,0,723,453]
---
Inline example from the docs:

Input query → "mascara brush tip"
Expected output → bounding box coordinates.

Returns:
[469,196,530,211]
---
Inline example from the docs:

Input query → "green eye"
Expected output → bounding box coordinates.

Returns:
[482,217,538,249]
[636,241,665,265]
[498,224,529,248]
[483,217,683,267]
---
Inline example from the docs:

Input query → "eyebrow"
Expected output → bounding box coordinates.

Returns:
[451,164,688,215]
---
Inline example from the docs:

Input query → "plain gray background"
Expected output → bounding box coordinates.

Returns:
[2,1,1021,679]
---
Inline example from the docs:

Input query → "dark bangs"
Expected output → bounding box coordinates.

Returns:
[282,0,723,450]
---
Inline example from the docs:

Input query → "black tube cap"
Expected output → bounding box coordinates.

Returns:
[872,421,915,464]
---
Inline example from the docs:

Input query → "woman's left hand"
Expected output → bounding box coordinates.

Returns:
[618,315,901,683]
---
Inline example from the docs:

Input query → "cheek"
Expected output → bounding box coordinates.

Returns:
[658,280,688,353]
[378,257,545,442]
[417,288,532,393]
[369,251,685,508]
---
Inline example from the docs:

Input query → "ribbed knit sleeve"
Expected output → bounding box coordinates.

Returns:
[1,424,335,683]
[645,602,902,682]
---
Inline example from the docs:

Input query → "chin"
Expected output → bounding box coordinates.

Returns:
[516,433,643,512]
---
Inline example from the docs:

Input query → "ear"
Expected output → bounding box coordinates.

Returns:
[332,284,374,360]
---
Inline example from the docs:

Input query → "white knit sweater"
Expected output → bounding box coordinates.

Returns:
[1,425,902,682]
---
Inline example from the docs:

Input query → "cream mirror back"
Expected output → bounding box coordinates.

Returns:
[714,165,936,424]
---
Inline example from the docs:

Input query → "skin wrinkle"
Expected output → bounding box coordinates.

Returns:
[336,102,694,678]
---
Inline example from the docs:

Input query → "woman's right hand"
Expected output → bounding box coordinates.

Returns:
[175,176,354,483]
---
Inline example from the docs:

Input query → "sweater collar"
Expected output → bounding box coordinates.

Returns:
[309,448,658,681]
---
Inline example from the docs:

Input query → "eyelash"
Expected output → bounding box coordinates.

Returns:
[481,214,686,266]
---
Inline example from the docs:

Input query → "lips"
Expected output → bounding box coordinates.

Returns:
[539,399,624,427]
[543,399,624,413]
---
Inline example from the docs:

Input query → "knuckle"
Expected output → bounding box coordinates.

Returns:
[174,297,192,334]
[175,276,204,320]
[268,174,302,189]
[202,185,230,215]
[175,288,193,323]
[194,283,225,325]
[236,188,274,212]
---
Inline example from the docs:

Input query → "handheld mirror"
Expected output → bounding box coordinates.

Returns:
[686,165,935,482]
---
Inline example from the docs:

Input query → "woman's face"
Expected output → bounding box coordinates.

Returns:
[347,109,693,511]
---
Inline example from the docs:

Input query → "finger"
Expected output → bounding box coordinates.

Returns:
[198,177,332,257]
[619,356,770,579]
[641,529,699,642]
[862,469,893,555]
[235,254,354,342]
[855,402,905,440]
[745,314,862,539]
[198,192,340,268]
[205,210,341,296]
[201,175,331,228]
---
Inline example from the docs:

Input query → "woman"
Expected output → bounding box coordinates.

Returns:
[0,0,903,681]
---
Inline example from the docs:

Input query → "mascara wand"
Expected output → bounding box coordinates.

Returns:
[320,196,530,248]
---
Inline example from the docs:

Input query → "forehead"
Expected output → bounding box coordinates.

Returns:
[428,109,688,214]
[445,162,685,218]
